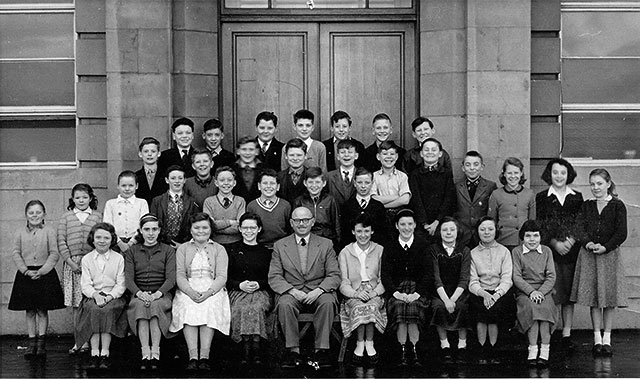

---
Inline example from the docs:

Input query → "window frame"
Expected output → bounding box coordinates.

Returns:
[560,1,640,164]
[0,2,77,168]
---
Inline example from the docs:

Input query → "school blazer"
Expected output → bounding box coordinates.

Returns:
[268,233,341,296]
[257,137,284,172]
[150,192,201,244]
[135,167,169,206]
[158,146,196,178]
[325,169,357,207]
[338,242,385,298]
[454,177,498,235]
[322,137,366,172]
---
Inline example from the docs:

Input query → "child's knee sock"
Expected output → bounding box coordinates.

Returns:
[100,348,109,357]
[602,332,611,345]
[594,331,603,345]
[151,346,160,360]
[199,347,210,360]
[364,340,377,356]
[141,346,151,360]
[458,338,467,349]
[440,339,450,349]
[527,345,539,360]
[539,344,550,360]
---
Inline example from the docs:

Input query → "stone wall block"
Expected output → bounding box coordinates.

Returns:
[421,29,466,74]
[184,31,218,75]
[76,0,106,33]
[106,0,170,30]
[498,27,530,71]
[138,29,171,73]
[471,114,530,177]
[118,74,172,117]
[77,123,107,161]
[138,117,172,147]
[77,39,107,76]
[172,74,218,118]
[421,72,466,116]
[468,0,531,28]
[469,72,529,115]
[420,0,466,31]
[468,27,499,71]
[106,29,138,73]
[78,81,108,118]
[173,0,218,32]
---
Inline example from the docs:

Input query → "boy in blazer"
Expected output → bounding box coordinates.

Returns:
[454,151,497,247]
[255,111,284,172]
[268,207,341,369]
[136,137,168,206]
[322,110,365,171]
[325,139,358,208]
[158,117,196,178]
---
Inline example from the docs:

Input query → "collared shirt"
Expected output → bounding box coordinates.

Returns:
[81,248,126,299]
[340,165,355,183]
[424,162,438,171]
[442,243,455,256]
[301,137,313,150]
[209,146,222,157]
[103,195,149,239]
[94,249,111,273]
[169,191,183,202]
[295,234,310,273]
[74,208,92,224]
[355,194,371,208]
[236,159,257,169]
[504,185,524,194]
[260,140,271,153]
[354,243,371,281]
[371,167,411,198]
[398,235,414,250]
[469,241,513,296]
[547,186,576,206]
[522,244,543,254]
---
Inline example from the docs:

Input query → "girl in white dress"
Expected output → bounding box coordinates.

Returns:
[170,212,230,372]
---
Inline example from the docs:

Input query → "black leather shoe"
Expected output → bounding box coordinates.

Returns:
[98,356,111,370]
[140,359,149,371]
[592,344,603,356]
[149,358,159,370]
[185,359,198,372]
[198,358,211,371]
[368,353,379,366]
[456,347,468,363]
[315,350,332,368]
[281,351,302,368]
[442,347,453,364]
[537,357,549,367]
[602,344,613,356]
[86,356,100,370]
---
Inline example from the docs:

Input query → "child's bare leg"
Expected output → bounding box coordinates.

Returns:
[396,323,408,344]
[458,328,467,348]
[36,310,48,336]
[407,323,420,344]
[527,321,540,346]
[487,323,498,346]
[198,326,214,360]
[356,324,365,342]
[150,317,162,349]
[562,304,574,337]
[100,333,112,356]
[90,333,101,356]
[26,310,37,337]
[540,321,551,344]
[137,319,150,359]
[354,325,365,356]
[476,322,488,346]
[436,326,447,341]
[183,325,199,360]
[364,323,377,355]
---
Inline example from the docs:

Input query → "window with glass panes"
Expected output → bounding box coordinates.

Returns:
[0,1,75,164]
[224,0,411,8]
[561,2,640,160]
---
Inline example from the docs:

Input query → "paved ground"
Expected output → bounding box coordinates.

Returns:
[2,330,640,378]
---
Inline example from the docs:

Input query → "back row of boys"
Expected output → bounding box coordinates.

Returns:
[108,109,496,253]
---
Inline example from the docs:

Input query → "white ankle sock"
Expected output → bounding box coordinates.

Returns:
[141,346,151,360]
[100,348,109,357]
[440,339,450,349]
[594,331,603,345]
[354,341,365,356]
[151,346,160,360]
[603,332,611,345]
[458,339,467,349]
[527,345,539,360]
[540,344,550,360]
[91,349,100,357]
[364,340,376,356]
[562,327,571,338]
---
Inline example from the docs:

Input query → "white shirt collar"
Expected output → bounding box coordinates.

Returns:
[295,234,311,245]
[302,137,313,149]
[547,186,576,205]
[74,208,92,214]
[354,243,369,256]
[339,165,355,177]
[116,195,136,203]
[399,235,414,248]
[522,244,543,254]
[442,243,455,255]
[169,191,183,200]
[356,194,371,203]
[94,250,111,260]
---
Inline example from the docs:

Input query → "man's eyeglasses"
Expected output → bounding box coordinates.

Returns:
[291,218,313,225]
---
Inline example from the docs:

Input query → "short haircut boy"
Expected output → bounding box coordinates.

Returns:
[337,139,357,151]
[411,116,434,131]
[259,168,280,184]
[256,111,278,127]
[305,166,324,181]
[354,166,373,179]
[420,137,443,151]
[190,148,212,163]
[330,110,352,126]
[236,135,259,149]
[285,138,308,154]
[465,150,484,163]
[372,112,391,124]
[377,140,399,154]
[293,109,315,124]
[118,170,137,184]
[165,165,185,178]
[215,165,236,179]
[139,137,160,151]
[171,117,194,132]
[202,118,223,133]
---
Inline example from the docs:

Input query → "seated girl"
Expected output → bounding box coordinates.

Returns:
[124,214,176,370]
[468,216,513,365]
[512,220,557,367]
[381,209,432,367]
[227,212,273,365]
[76,223,128,370]
[338,214,387,365]
[430,217,471,363]
[169,213,230,372]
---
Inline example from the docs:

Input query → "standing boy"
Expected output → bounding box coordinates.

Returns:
[183,148,217,206]
[322,110,365,171]
[158,117,196,178]
[277,138,308,205]
[403,116,452,175]
[360,113,405,173]
[293,167,341,247]
[325,139,358,208]
[104,170,150,252]
[255,111,284,172]
[340,167,388,247]
[280,109,327,173]
[135,137,168,206]
[150,165,200,246]
[370,141,412,225]
[232,136,264,203]
[408,138,456,243]
[202,118,235,173]
[246,169,292,248]
[203,166,246,247]
[454,151,497,247]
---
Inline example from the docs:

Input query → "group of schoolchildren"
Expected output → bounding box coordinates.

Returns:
[7,109,628,372]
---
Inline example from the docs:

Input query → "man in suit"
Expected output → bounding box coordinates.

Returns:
[255,111,284,172]
[322,110,365,171]
[268,206,341,368]
[454,150,497,247]
[158,117,197,178]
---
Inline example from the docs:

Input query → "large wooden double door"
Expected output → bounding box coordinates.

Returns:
[221,22,415,149]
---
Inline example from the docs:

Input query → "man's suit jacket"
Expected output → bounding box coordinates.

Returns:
[268,233,341,296]
[257,137,283,172]
[150,192,201,244]
[322,137,365,172]
[158,146,196,178]
[325,169,356,208]
[454,176,497,244]
[135,167,168,206]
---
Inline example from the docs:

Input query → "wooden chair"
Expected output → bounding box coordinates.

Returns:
[298,313,348,363]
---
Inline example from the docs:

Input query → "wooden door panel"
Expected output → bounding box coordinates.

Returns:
[222,24,319,150]
[320,23,415,147]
